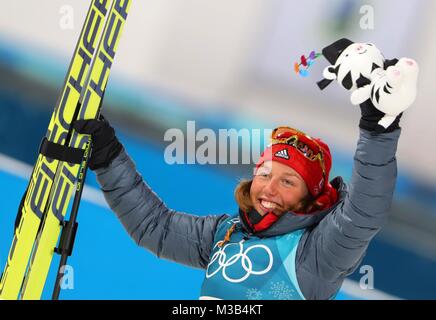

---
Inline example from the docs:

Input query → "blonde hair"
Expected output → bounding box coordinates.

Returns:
[234,179,254,213]
[234,179,322,214]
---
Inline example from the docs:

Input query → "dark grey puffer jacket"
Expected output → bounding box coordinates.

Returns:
[95,128,401,299]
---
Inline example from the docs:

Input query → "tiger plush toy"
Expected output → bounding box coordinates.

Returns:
[350,57,419,129]
[318,40,385,91]
[317,38,419,131]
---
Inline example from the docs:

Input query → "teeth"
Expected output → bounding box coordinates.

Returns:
[261,200,277,209]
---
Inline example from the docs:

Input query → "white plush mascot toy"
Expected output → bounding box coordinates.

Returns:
[317,38,419,131]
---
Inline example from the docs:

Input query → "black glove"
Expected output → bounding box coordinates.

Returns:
[72,115,123,170]
[359,99,403,133]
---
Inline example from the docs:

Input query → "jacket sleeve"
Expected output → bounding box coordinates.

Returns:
[94,148,229,270]
[296,128,401,299]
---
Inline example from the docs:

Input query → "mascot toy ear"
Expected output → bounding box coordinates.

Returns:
[323,65,338,80]
[317,65,338,90]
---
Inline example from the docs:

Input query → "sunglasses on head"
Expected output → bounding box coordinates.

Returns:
[271,126,326,180]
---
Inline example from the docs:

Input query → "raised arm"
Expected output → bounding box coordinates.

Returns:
[298,39,417,299]
[95,149,228,269]
[297,128,401,299]
[74,117,228,270]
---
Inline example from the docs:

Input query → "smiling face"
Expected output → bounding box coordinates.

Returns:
[250,161,309,216]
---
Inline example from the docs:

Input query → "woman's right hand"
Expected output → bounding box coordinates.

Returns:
[72,115,123,170]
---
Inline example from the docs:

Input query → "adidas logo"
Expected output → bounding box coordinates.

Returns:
[274,149,290,160]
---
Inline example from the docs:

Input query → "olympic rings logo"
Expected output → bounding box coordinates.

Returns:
[206,240,273,283]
